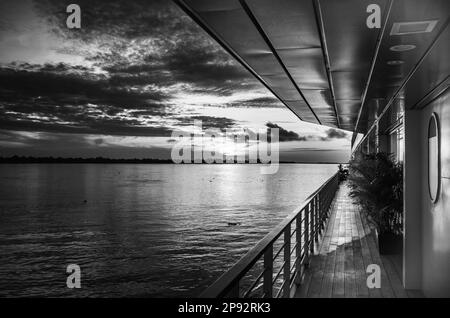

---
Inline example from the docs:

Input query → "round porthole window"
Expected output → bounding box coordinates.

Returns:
[428,113,440,203]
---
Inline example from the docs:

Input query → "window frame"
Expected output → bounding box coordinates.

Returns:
[428,112,440,204]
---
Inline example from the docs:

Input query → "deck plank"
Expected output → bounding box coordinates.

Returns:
[343,200,356,297]
[307,201,336,297]
[332,199,346,297]
[381,255,408,298]
[351,202,369,297]
[319,199,340,298]
[354,203,381,298]
[358,208,395,298]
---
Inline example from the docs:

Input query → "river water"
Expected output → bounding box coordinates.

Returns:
[0,163,337,297]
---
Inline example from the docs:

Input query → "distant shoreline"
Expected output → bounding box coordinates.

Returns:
[0,156,346,165]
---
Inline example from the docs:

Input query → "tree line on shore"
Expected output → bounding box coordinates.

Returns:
[0,156,285,164]
[0,155,343,164]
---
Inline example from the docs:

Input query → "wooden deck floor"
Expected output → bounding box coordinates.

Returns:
[294,183,422,298]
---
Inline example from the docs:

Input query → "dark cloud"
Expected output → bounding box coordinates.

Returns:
[176,116,236,130]
[161,42,252,92]
[262,125,350,143]
[35,0,189,41]
[0,64,176,136]
[0,66,167,107]
[9,62,92,74]
[321,128,349,140]
[33,0,259,94]
[226,96,283,108]
[0,116,173,137]
[266,122,307,142]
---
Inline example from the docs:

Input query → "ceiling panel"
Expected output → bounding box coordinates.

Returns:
[321,0,388,72]
[179,0,323,126]
[332,71,368,100]
[245,0,322,49]
[357,0,450,133]
[278,48,329,89]
[320,0,388,132]
[336,100,361,130]
[404,26,450,110]
[246,0,337,127]
[285,100,318,123]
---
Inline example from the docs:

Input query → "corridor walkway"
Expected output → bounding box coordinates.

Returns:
[294,184,422,298]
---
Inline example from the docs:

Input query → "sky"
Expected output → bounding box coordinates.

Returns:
[0,0,351,163]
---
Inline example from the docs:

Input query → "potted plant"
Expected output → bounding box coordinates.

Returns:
[347,152,403,255]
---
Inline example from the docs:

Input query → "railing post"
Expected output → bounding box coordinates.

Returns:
[320,193,323,230]
[304,205,310,263]
[263,244,273,298]
[283,224,291,298]
[295,214,302,284]
[328,182,333,214]
[315,195,319,242]
[309,202,314,253]
[323,189,327,226]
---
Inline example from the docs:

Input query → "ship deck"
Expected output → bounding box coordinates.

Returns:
[294,184,423,298]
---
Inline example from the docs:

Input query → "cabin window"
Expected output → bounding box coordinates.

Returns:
[428,113,440,203]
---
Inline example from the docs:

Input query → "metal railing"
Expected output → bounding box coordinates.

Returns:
[201,172,340,298]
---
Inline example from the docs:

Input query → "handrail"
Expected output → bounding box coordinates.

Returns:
[200,171,340,298]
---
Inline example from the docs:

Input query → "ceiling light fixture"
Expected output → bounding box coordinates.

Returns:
[390,44,416,52]
[390,20,438,36]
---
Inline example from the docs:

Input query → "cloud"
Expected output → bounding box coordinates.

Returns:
[266,122,307,142]
[0,64,176,136]
[32,0,261,95]
[264,124,350,143]
[175,116,236,130]
[0,65,168,106]
[321,128,349,140]
[225,96,284,108]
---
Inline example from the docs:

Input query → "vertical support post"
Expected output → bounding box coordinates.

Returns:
[283,224,291,298]
[295,214,302,284]
[304,205,310,263]
[263,244,273,298]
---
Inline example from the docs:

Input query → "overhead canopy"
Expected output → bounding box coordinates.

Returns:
[176,0,449,135]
